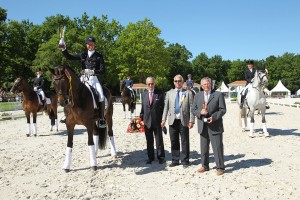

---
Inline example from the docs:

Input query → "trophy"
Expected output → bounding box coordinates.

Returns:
[58,26,66,48]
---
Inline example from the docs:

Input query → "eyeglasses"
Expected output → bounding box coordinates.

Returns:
[147,83,154,86]
[174,80,182,83]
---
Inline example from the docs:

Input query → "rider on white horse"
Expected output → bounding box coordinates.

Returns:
[240,60,256,109]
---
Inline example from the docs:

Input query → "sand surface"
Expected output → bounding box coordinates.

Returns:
[0,102,299,200]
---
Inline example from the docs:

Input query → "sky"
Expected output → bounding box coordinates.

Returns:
[1,0,300,61]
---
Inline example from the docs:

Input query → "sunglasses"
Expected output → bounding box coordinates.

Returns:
[147,83,154,86]
[174,80,182,83]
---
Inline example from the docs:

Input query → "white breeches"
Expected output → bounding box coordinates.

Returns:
[127,86,133,91]
[37,89,45,100]
[242,84,252,95]
[81,75,104,102]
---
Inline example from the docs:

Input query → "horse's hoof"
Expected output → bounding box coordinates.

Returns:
[242,129,246,132]
[33,134,37,137]
[264,132,270,137]
[111,155,118,160]
[248,133,255,138]
[91,166,97,171]
[64,169,70,173]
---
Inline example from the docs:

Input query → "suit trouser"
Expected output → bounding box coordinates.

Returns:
[145,126,165,161]
[200,125,225,169]
[169,119,189,163]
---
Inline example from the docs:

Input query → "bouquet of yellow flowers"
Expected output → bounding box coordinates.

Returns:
[127,117,145,133]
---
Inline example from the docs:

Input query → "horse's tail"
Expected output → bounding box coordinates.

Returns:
[96,126,107,150]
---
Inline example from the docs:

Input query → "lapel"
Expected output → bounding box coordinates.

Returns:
[148,89,157,107]
[180,90,187,108]
[207,90,215,105]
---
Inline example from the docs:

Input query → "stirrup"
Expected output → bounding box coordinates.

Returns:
[97,119,107,128]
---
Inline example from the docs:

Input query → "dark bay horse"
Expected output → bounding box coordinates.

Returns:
[10,77,58,136]
[120,81,136,119]
[49,65,116,172]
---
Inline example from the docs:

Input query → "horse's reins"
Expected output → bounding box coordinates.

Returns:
[53,71,74,107]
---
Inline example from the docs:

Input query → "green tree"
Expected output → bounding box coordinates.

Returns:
[114,18,170,86]
[166,43,192,87]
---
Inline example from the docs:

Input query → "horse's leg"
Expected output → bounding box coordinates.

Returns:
[261,108,269,137]
[248,109,255,138]
[240,107,246,131]
[32,112,37,136]
[129,103,132,118]
[122,103,126,119]
[107,117,117,158]
[25,112,31,137]
[63,123,75,172]
[87,123,97,171]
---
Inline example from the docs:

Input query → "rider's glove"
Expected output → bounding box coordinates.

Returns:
[58,38,66,51]
[34,87,37,91]
[84,69,94,75]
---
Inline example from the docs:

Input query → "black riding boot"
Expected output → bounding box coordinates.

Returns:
[98,101,107,128]
[240,95,244,109]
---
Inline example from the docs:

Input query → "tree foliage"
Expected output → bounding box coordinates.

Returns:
[0,7,299,94]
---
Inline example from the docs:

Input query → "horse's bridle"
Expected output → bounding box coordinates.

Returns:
[53,73,74,107]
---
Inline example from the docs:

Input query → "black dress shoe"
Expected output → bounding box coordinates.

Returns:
[158,159,165,164]
[146,160,153,164]
[169,162,179,167]
[181,161,190,168]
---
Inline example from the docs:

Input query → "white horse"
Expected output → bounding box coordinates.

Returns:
[238,70,269,137]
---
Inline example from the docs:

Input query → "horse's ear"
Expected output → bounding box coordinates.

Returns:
[47,66,55,75]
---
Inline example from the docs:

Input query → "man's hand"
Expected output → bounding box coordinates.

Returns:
[161,121,165,128]
[188,122,194,129]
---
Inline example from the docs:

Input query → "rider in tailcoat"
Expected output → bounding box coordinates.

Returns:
[240,60,256,109]
[186,74,196,94]
[123,75,135,98]
[59,36,106,127]
[33,68,46,105]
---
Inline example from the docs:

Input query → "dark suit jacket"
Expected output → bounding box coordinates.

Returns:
[192,90,226,134]
[245,68,256,84]
[62,49,105,75]
[140,89,164,129]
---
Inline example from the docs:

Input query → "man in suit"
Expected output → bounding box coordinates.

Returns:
[140,77,165,164]
[192,77,226,175]
[161,74,195,168]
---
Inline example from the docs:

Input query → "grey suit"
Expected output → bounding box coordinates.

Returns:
[162,89,195,164]
[192,90,226,169]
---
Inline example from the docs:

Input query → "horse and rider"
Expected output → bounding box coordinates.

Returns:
[59,36,107,128]
[122,75,136,99]
[240,60,269,109]
[120,75,136,118]
[186,74,196,95]
[33,68,51,108]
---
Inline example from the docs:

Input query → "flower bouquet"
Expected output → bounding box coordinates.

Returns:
[127,117,145,133]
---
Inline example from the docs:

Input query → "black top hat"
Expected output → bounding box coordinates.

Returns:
[85,36,96,43]
[247,60,254,65]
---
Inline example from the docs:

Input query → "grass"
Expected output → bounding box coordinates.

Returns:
[0,102,22,112]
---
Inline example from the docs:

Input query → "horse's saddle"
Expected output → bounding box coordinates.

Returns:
[35,92,44,105]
